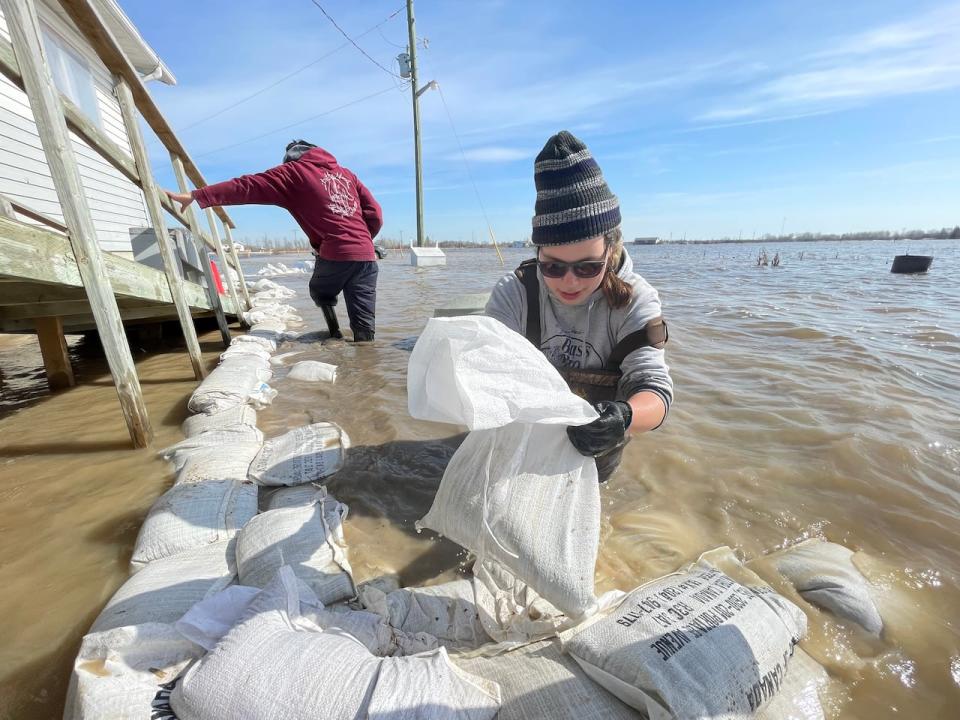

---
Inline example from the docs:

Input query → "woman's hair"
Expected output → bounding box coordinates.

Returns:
[600,226,633,308]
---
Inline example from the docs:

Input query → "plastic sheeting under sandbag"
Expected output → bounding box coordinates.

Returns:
[63,622,202,720]
[129,479,258,570]
[287,360,338,383]
[360,577,490,651]
[175,443,262,485]
[456,640,641,720]
[752,538,884,637]
[187,355,275,414]
[181,405,257,438]
[409,317,601,621]
[90,541,235,633]
[248,422,350,486]
[235,489,356,604]
[159,430,263,472]
[560,548,809,720]
[170,568,500,720]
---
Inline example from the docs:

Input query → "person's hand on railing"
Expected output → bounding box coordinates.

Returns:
[165,190,194,213]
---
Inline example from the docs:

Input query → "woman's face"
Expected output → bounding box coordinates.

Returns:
[538,235,608,305]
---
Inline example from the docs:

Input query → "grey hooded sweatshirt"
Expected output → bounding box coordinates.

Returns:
[484,252,673,420]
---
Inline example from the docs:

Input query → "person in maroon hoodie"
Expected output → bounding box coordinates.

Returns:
[166,140,383,341]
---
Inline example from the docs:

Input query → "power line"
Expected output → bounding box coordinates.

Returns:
[435,83,504,265]
[178,5,404,133]
[310,0,402,79]
[194,86,399,159]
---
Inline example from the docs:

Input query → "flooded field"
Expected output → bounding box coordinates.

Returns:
[0,240,957,718]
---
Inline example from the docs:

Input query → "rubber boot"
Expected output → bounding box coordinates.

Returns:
[320,304,343,339]
[353,329,375,343]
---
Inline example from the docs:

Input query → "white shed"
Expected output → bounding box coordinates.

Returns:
[0,0,174,257]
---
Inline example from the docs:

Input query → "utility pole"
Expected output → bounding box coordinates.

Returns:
[406,0,425,247]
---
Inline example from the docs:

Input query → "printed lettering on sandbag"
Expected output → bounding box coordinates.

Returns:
[248,423,349,486]
[564,564,808,718]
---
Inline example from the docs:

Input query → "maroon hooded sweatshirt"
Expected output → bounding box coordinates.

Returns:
[191,147,382,262]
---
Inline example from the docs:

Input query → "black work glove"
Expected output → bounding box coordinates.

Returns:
[567,400,633,457]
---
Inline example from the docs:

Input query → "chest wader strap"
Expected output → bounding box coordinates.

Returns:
[514,259,541,346]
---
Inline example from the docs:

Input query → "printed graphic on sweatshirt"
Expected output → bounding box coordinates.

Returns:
[542,333,603,369]
[320,171,359,217]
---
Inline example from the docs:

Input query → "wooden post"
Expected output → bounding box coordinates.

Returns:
[2,0,152,447]
[115,77,204,380]
[34,316,75,390]
[204,207,242,321]
[222,222,252,311]
[171,154,231,346]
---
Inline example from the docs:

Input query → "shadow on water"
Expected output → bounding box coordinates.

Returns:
[326,433,468,587]
[0,440,135,457]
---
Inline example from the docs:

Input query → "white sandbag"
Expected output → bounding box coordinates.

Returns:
[181,405,257,438]
[269,350,304,366]
[418,423,601,618]
[235,489,356,604]
[757,647,831,720]
[91,541,234,633]
[130,480,257,570]
[250,318,287,337]
[456,640,640,720]
[187,355,273,414]
[757,539,883,636]
[220,341,272,362]
[360,577,490,651]
[170,567,500,720]
[261,483,325,511]
[407,316,597,430]
[560,549,808,719]
[248,422,350,486]
[176,569,435,657]
[64,623,202,720]
[287,359,338,383]
[159,430,263,472]
[242,304,300,326]
[230,333,277,352]
[175,443,262,485]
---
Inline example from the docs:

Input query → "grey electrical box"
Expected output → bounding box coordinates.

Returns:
[397,52,411,78]
[130,226,206,286]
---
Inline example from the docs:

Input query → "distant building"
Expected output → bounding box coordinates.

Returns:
[633,236,660,245]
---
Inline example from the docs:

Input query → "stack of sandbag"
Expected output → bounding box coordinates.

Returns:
[248,422,349,486]
[407,316,600,643]
[169,568,502,720]
[558,547,824,719]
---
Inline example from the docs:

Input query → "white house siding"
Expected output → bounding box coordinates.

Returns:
[0,3,150,256]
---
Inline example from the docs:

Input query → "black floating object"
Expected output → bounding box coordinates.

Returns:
[891,254,933,274]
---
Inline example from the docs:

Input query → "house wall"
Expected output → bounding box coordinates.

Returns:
[0,1,150,257]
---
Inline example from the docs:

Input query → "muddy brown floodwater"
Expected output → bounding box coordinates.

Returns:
[1,241,958,719]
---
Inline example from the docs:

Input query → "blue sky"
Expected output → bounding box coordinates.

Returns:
[128,0,960,244]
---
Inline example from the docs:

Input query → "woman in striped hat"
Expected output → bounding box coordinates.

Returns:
[485,131,673,481]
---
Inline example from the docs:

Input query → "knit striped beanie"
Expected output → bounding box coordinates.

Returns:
[531,130,620,246]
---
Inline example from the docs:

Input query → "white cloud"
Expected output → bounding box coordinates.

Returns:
[452,146,529,162]
[697,4,960,123]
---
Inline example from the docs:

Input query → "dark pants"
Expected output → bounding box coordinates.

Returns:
[309,259,378,337]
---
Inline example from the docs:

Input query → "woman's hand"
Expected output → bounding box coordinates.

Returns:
[165,190,194,213]
[567,400,633,457]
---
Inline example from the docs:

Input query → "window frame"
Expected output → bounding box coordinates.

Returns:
[40,24,103,129]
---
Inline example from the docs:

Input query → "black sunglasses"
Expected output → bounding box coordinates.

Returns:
[537,254,608,279]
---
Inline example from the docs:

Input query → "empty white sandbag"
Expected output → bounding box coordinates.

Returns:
[64,623,202,720]
[755,538,883,636]
[560,548,808,719]
[235,489,356,604]
[130,480,257,570]
[407,316,597,430]
[170,567,500,720]
[90,541,234,633]
[181,405,257,438]
[456,640,640,720]
[287,360,338,383]
[248,422,350,486]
